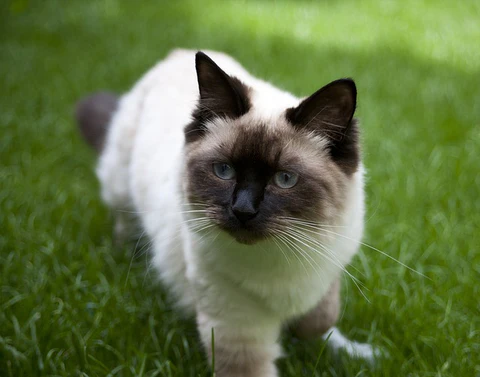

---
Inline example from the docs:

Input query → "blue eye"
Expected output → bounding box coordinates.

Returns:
[213,162,236,180]
[273,171,298,189]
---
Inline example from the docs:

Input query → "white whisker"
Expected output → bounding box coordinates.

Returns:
[276,233,310,277]
[278,227,370,302]
[279,216,347,228]
[288,224,365,278]
[124,229,148,287]
[292,222,427,279]
[271,236,292,267]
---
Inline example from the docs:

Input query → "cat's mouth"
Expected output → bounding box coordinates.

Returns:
[202,208,271,244]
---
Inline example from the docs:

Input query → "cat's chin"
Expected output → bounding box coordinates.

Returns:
[232,235,260,245]
[224,228,268,245]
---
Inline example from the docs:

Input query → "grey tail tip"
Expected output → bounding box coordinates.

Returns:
[75,92,119,153]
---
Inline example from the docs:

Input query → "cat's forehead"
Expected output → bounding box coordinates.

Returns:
[226,123,284,166]
[204,115,329,168]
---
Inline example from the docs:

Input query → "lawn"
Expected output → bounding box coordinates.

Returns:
[1,0,479,376]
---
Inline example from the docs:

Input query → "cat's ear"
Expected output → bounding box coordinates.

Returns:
[195,51,250,119]
[185,52,251,143]
[286,79,359,174]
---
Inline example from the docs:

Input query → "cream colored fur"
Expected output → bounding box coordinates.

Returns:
[96,49,372,376]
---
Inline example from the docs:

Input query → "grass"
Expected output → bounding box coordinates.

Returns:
[1,0,479,375]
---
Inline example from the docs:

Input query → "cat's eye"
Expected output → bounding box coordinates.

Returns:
[213,162,236,180]
[273,171,298,189]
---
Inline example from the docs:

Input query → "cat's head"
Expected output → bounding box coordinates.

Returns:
[183,52,360,245]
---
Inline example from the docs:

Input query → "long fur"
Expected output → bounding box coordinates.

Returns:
[89,49,373,376]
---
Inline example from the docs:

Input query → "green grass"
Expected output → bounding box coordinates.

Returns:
[1,0,479,376]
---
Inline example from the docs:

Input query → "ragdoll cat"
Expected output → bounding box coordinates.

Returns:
[76,49,375,376]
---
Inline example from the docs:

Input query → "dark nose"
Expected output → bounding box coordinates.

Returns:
[232,206,258,223]
[232,189,258,223]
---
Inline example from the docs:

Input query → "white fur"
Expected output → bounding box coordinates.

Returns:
[323,327,378,362]
[97,49,367,374]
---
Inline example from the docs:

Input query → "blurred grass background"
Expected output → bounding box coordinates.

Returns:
[1,0,479,376]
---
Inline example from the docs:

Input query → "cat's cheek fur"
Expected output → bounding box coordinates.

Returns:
[93,48,368,376]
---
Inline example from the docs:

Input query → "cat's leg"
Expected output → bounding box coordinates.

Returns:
[197,311,281,377]
[291,278,341,340]
[292,278,378,362]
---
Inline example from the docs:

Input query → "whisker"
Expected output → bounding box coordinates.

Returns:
[277,228,341,271]
[286,227,367,288]
[279,216,347,228]
[278,233,326,283]
[194,226,221,251]
[280,234,318,273]
[276,233,311,278]
[143,251,152,288]
[287,224,366,278]
[124,229,148,287]
[183,217,211,225]
[277,227,370,301]
[271,236,292,267]
[292,222,428,279]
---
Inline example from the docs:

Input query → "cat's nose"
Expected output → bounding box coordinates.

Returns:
[231,189,258,223]
[232,206,258,223]
[232,205,258,223]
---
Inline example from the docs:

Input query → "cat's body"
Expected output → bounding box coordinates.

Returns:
[79,49,372,376]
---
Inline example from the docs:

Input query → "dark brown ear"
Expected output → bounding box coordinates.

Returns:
[184,52,251,143]
[196,51,250,117]
[286,79,359,174]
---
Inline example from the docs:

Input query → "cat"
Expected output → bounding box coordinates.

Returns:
[76,49,376,376]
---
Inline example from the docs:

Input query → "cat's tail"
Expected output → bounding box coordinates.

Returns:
[75,92,119,153]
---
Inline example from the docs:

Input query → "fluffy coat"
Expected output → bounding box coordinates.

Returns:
[82,49,371,376]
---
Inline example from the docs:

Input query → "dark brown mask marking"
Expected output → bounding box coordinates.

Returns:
[184,56,361,244]
[186,124,336,244]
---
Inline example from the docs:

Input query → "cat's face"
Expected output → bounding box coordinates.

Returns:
[183,52,359,245]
